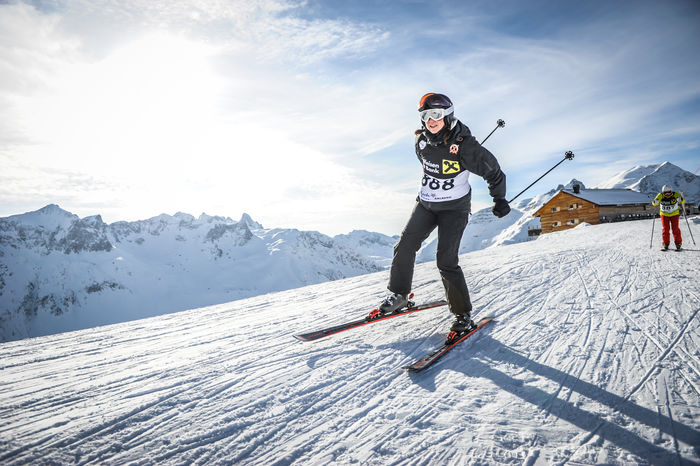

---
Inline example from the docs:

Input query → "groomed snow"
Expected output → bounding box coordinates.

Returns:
[1,219,699,465]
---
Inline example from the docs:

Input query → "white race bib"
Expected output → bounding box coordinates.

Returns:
[660,202,678,213]
[419,171,471,202]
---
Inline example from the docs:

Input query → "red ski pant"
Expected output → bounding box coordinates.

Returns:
[661,215,682,245]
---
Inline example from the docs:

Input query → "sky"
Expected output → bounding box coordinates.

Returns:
[1,0,699,236]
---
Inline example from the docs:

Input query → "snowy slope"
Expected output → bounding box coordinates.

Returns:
[596,165,661,190]
[1,219,699,465]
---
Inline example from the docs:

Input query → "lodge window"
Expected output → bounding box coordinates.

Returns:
[568,219,579,225]
[552,221,561,228]
[552,207,560,213]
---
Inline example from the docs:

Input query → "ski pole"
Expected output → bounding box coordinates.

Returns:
[649,209,657,249]
[680,197,696,245]
[508,151,575,204]
[480,119,505,145]
[471,119,506,220]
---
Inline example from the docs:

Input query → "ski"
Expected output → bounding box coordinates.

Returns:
[294,299,448,342]
[403,316,494,372]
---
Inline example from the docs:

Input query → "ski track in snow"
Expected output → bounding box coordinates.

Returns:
[1,220,700,465]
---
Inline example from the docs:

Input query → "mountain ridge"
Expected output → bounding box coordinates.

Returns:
[1,161,696,342]
[0,207,384,342]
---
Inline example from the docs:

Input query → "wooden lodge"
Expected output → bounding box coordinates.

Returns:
[533,185,654,235]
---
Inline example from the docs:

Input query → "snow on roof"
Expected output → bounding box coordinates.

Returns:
[562,188,653,206]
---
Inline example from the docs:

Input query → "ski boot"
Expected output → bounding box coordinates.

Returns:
[675,242,682,251]
[367,293,413,320]
[446,314,476,344]
[662,243,669,251]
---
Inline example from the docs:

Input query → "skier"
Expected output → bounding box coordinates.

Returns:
[376,92,510,343]
[652,185,686,250]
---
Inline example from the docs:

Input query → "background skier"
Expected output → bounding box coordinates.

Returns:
[652,184,685,250]
[376,92,510,343]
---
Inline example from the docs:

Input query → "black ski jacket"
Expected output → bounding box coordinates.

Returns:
[415,120,507,212]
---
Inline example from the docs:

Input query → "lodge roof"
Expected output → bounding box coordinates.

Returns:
[561,188,653,206]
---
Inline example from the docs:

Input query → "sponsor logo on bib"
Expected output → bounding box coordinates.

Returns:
[442,159,461,174]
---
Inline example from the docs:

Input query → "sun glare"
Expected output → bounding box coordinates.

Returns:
[26,33,223,176]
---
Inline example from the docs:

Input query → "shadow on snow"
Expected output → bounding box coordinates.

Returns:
[404,334,700,466]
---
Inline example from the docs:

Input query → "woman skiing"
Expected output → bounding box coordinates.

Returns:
[376,93,510,343]
[652,185,686,250]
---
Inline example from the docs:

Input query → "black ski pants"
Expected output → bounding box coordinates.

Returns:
[388,201,472,317]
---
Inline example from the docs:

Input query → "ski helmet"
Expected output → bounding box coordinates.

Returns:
[662,185,673,193]
[418,93,455,128]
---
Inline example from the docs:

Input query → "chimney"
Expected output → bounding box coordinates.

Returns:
[573,184,580,194]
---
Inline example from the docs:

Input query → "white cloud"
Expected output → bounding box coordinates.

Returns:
[1,1,699,234]
[0,1,413,234]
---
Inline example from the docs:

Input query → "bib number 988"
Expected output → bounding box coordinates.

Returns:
[422,175,455,191]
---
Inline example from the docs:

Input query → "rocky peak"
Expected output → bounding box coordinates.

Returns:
[239,213,263,230]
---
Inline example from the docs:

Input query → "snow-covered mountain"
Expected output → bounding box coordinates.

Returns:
[595,161,700,202]
[333,230,399,268]
[0,205,383,342]
[1,219,698,464]
[1,161,695,343]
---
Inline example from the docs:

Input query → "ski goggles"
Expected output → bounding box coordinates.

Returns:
[419,106,453,122]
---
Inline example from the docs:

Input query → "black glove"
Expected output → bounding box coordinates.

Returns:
[492,198,511,218]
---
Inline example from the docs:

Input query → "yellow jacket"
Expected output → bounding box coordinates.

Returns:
[652,191,685,217]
